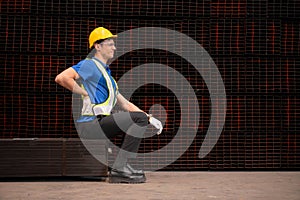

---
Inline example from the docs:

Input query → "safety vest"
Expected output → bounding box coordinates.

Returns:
[81,58,118,116]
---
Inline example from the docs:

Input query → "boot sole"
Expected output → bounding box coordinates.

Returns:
[108,176,146,184]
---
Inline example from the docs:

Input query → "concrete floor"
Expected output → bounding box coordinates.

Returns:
[0,171,299,200]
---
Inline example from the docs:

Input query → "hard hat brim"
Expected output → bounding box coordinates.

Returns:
[108,35,118,39]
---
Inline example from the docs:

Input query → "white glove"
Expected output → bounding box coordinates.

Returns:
[81,96,93,115]
[149,115,163,135]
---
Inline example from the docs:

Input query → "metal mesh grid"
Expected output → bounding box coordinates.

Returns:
[0,0,299,169]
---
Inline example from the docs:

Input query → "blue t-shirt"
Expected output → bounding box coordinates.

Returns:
[72,57,118,122]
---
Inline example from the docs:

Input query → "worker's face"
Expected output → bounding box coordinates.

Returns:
[96,39,116,60]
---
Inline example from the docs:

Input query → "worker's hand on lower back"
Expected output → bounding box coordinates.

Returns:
[149,116,163,135]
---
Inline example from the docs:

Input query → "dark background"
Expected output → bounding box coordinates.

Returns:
[0,0,299,170]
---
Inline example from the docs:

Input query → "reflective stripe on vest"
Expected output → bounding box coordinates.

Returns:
[81,58,118,116]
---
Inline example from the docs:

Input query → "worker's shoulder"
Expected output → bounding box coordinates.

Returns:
[79,58,95,66]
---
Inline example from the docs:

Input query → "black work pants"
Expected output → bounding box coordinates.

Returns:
[76,111,148,169]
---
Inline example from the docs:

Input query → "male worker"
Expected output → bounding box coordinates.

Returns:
[55,27,163,183]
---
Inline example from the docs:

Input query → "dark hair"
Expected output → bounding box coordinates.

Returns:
[90,39,105,49]
[94,39,105,45]
[92,38,114,49]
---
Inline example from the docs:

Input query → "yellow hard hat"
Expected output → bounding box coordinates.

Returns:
[89,27,117,48]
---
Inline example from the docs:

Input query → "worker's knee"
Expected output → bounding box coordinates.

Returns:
[130,112,148,127]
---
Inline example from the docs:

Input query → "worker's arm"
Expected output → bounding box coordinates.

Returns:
[116,93,148,115]
[55,67,88,96]
[116,93,163,134]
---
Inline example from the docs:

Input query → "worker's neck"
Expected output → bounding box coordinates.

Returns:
[94,54,108,65]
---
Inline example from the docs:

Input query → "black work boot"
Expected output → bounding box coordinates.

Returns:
[108,165,146,184]
[126,163,145,176]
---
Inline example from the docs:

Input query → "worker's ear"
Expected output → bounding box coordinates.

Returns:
[94,43,101,50]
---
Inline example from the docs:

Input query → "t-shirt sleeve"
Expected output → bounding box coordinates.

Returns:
[72,59,95,81]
